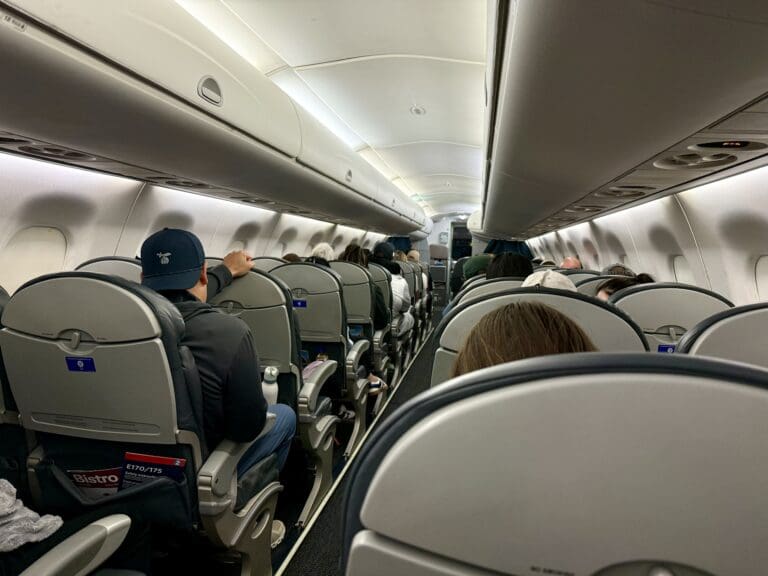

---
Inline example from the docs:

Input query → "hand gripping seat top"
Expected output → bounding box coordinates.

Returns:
[451,276,526,308]
[209,268,339,527]
[677,302,768,369]
[0,272,282,576]
[75,257,142,284]
[609,282,733,352]
[271,263,370,457]
[344,353,768,576]
[432,287,648,386]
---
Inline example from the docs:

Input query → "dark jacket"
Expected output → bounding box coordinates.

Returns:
[161,265,267,452]
[373,285,390,330]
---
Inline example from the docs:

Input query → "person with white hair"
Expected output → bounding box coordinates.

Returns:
[522,269,577,292]
[308,242,335,266]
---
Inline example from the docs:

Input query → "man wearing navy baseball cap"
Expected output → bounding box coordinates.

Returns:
[141,229,295,547]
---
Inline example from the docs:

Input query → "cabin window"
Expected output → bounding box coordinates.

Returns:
[754,256,768,301]
[672,255,695,285]
[0,227,67,293]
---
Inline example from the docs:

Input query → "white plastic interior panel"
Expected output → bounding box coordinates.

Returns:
[0,227,66,293]
[359,373,768,575]
[0,0,425,234]
[485,0,768,239]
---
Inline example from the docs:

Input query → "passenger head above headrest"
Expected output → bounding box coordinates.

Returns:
[140,228,205,291]
[393,250,407,262]
[372,241,395,262]
[282,252,301,262]
[521,269,577,292]
[407,250,421,263]
[341,244,367,266]
[310,242,335,262]
[559,256,583,270]
[596,273,654,301]
[462,254,492,280]
[452,302,597,377]
[601,263,636,277]
[487,252,533,279]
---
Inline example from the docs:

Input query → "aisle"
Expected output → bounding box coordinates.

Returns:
[279,330,438,576]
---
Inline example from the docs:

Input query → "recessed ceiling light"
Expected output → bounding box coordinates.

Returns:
[410,105,427,116]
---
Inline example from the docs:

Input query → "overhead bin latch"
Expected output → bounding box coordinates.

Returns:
[197,76,223,106]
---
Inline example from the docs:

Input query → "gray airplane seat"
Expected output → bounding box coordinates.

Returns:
[75,257,142,284]
[251,256,286,273]
[210,268,340,527]
[610,282,733,353]
[0,283,28,499]
[575,274,623,297]
[401,262,425,348]
[271,263,370,456]
[460,273,486,290]
[432,287,648,386]
[452,277,526,308]
[557,268,601,284]
[329,262,378,368]
[0,272,282,575]
[368,263,401,384]
[343,353,768,576]
[677,303,768,369]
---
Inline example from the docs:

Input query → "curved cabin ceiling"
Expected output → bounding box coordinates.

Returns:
[178,0,487,219]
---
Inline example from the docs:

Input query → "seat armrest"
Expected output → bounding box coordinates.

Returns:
[299,359,338,416]
[345,339,370,381]
[198,413,276,503]
[20,515,131,576]
[373,326,390,346]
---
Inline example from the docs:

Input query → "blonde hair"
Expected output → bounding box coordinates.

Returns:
[452,302,597,377]
[407,250,421,263]
[393,250,407,262]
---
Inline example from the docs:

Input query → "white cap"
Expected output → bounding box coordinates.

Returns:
[522,270,577,292]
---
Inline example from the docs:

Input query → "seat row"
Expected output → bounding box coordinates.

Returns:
[433,281,768,385]
[0,254,432,575]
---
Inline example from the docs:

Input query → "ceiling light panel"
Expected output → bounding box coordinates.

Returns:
[295,58,485,148]
[376,142,483,179]
[224,0,486,66]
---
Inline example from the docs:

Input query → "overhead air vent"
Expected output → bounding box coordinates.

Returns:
[142,175,210,189]
[654,152,737,170]
[0,136,30,145]
[17,145,98,162]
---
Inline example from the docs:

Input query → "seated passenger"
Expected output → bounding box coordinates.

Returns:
[486,252,533,279]
[601,262,635,277]
[307,242,335,267]
[559,256,583,270]
[521,269,577,291]
[393,250,407,263]
[340,244,391,331]
[370,242,414,337]
[452,302,597,377]
[596,273,655,301]
[462,254,492,284]
[406,249,430,292]
[282,252,301,262]
[140,229,296,542]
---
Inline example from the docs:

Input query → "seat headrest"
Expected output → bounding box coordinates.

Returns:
[344,353,768,575]
[75,257,143,284]
[271,262,344,294]
[251,257,286,273]
[453,277,526,305]
[2,272,183,343]
[209,269,288,309]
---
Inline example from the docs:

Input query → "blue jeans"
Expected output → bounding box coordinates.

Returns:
[237,404,296,478]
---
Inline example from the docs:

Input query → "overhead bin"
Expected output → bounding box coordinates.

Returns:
[0,0,427,234]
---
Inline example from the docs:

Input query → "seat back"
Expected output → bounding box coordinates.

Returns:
[429,265,447,284]
[610,283,733,352]
[329,261,374,332]
[575,275,622,297]
[344,353,768,576]
[271,263,347,394]
[251,257,286,273]
[405,262,423,298]
[398,263,416,304]
[557,269,601,284]
[368,263,393,311]
[432,287,648,386]
[677,303,768,369]
[461,274,486,290]
[0,273,203,523]
[75,257,142,284]
[452,277,525,307]
[209,269,301,408]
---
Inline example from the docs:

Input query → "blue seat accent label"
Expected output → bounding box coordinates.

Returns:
[66,357,96,372]
[293,299,307,308]
[657,344,676,353]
